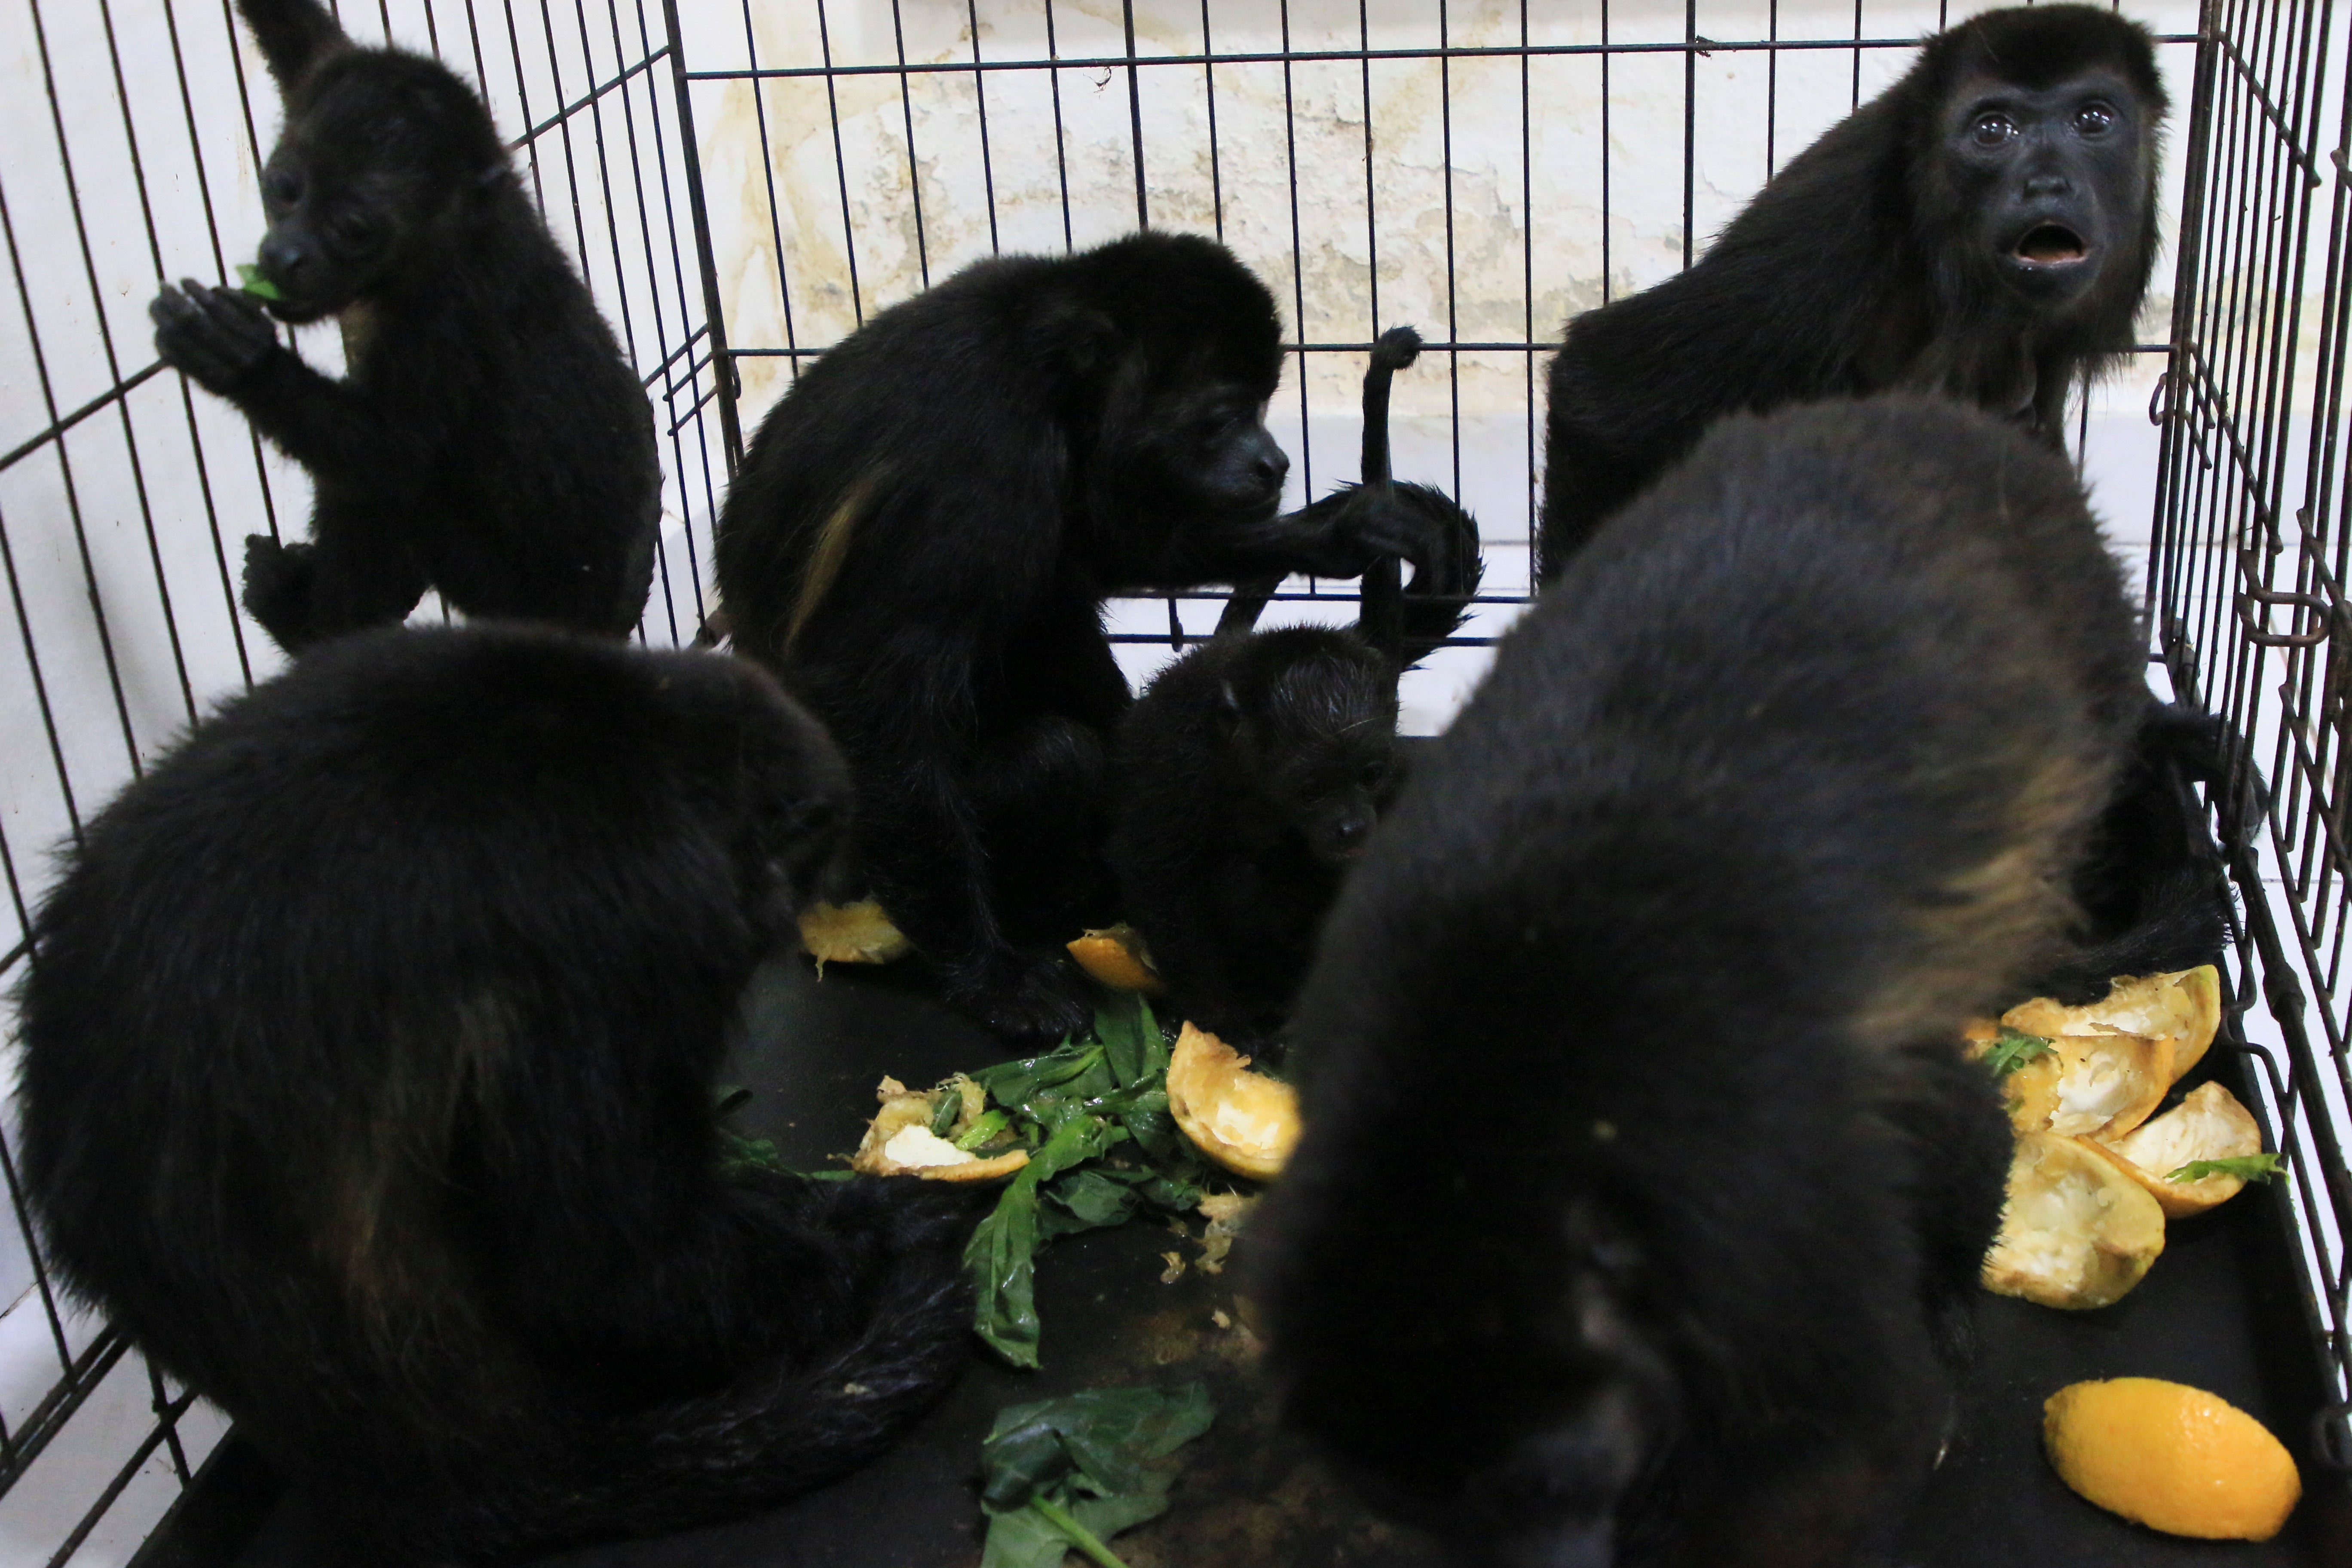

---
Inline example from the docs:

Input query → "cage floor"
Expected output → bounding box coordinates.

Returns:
[198,959,2349,1568]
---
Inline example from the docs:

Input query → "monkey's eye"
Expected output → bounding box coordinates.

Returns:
[1359,760,1387,787]
[2073,101,2117,136]
[260,168,302,206]
[328,211,381,251]
[1971,112,2017,147]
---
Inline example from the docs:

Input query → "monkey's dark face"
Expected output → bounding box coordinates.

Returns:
[1940,68,2151,310]
[1227,657,1399,866]
[250,63,500,322]
[1121,381,1291,521]
[1273,1179,1672,1568]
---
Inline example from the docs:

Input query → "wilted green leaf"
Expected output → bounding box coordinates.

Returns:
[2166,1151,2286,1185]
[978,1501,1087,1568]
[929,1087,965,1138]
[956,1109,1014,1151]
[1041,1168,1142,1238]
[234,263,282,300]
[965,1115,1130,1367]
[1983,1026,2054,1078]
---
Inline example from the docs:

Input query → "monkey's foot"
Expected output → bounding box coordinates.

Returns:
[944,951,1095,1046]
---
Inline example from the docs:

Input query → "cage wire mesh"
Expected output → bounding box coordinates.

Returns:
[0,0,2343,1559]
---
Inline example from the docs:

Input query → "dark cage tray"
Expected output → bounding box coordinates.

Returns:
[132,958,2345,1568]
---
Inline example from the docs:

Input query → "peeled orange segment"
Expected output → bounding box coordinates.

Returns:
[1066,923,1163,993]
[1166,1023,1300,1181]
[1998,1028,2173,1141]
[1982,1131,2166,1309]
[850,1074,1024,1181]
[2004,965,2220,1087]
[2044,1377,2301,1540]
[2096,1081,2267,1217]
[800,899,913,966]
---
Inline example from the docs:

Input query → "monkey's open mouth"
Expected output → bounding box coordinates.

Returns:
[2014,224,2090,266]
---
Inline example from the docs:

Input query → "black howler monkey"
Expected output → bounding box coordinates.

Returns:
[1260,398,2147,1568]
[1538,4,2165,578]
[1110,327,1482,1044]
[150,0,660,654]
[715,233,1452,1044]
[16,626,971,1563]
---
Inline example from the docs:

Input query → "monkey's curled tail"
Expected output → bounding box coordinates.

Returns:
[1391,481,1485,669]
[447,1179,974,1562]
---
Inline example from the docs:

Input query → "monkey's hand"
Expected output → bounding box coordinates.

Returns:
[943,950,1096,1046]
[151,280,282,394]
[240,535,317,648]
[1263,484,1446,581]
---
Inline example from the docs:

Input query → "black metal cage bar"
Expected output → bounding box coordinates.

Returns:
[2151,0,2352,1460]
[0,1,2345,1559]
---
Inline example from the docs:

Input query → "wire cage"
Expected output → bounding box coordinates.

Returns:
[0,0,2345,1561]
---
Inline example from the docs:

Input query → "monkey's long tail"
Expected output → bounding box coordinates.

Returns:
[1218,325,1434,642]
[446,1177,975,1562]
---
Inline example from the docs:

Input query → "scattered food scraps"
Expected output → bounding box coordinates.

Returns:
[799,899,912,969]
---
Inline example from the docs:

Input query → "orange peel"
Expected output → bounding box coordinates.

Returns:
[1066,923,1163,993]
[1165,1023,1299,1180]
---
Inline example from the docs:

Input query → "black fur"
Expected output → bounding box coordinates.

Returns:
[1109,627,1401,1044]
[714,233,1452,1044]
[1113,329,1482,1042]
[15,626,972,1564]
[1260,398,2145,1568]
[150,0,659,654]
[2026,699,2233,1001]
[1538,5,2165,579]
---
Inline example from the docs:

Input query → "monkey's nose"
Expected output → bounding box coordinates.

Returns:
[2022,171,2073,201]
[1254,448,1289,490]
[258,236,314,286]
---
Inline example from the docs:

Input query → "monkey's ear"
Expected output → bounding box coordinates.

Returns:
[237,0,351,92]
[1214,679,1244,735]
[1032,300,1121,381]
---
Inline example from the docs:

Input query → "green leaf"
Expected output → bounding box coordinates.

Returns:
[956,1109,1013,1151]
[1029,1497,1131,1568]
[1097,992,1167,1087]
[973,1042,1107,1113]
[979,1501,1087,1568]
[2166,1151,2287,1185]
[1064,1492,1171,1542]
[1041,1169,1142,1238]
[1056,1383,1215,1496]
[980,1383,1214,1510]
[930,1087,964,1138]
[1983,1026,2054,1078]
[965,1115,1130,1367]
[234,263,282,301]
[716,1129,787,1179]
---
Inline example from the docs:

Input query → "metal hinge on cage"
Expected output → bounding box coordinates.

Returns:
[2234,536,2335,649]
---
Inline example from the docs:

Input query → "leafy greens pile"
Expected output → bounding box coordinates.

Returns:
[978,1382,1216,1568]
[960,991,1216,1367]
